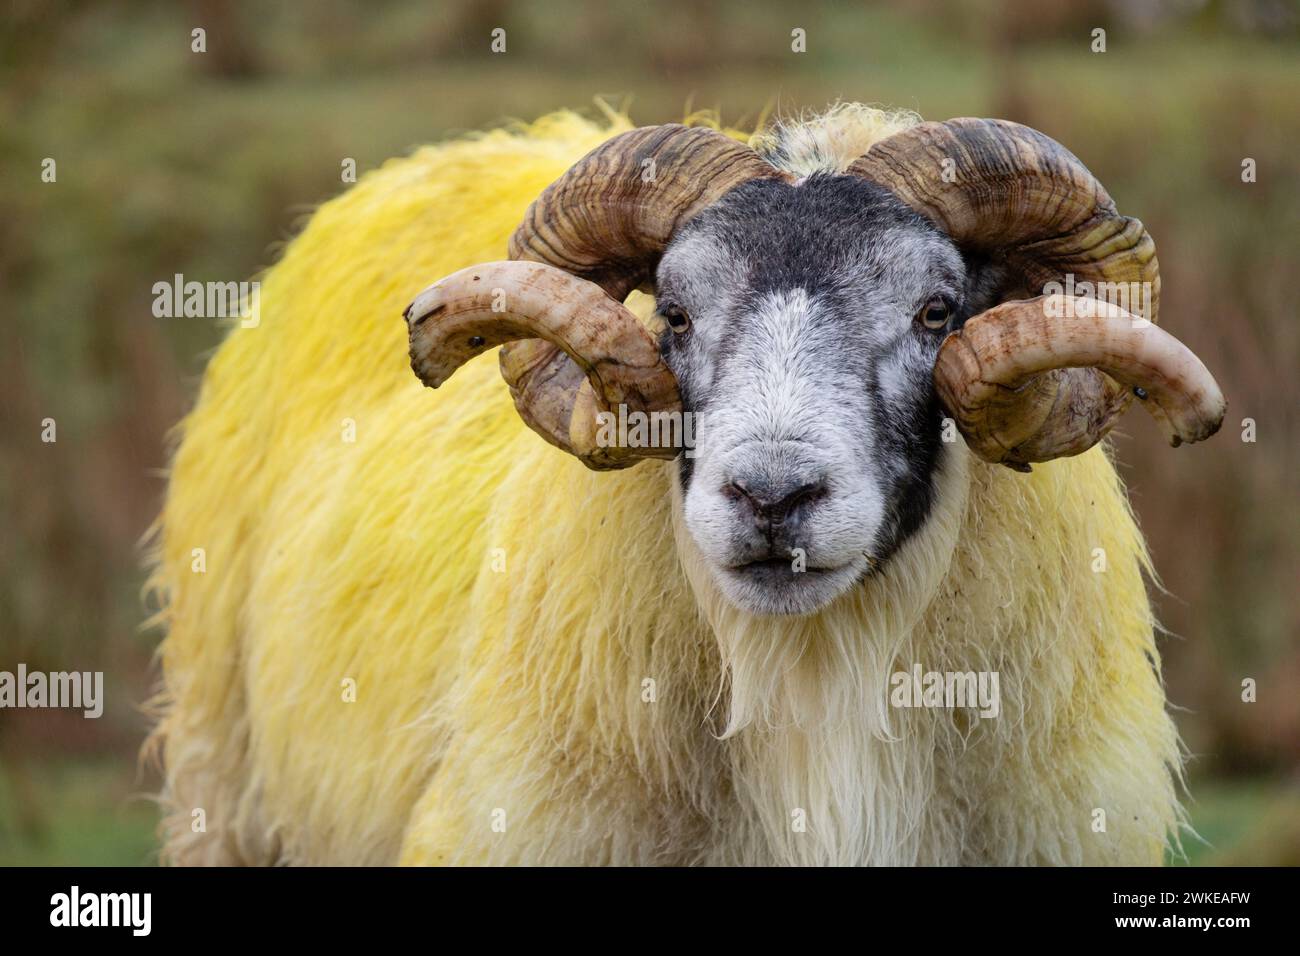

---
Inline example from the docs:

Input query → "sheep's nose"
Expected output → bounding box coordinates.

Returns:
[722,476,828,531]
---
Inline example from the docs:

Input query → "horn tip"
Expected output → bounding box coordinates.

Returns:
[408,353,449,390]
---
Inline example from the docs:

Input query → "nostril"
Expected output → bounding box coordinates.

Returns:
[721,477,828,526]
[766,480,828,525]
[721,480,753,505]
[721,480,767,531]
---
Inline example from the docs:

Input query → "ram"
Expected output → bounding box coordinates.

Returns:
[146,105,1225,866]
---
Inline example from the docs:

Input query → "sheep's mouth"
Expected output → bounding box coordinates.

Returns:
[714,555,865,616]
[728,558,836,577]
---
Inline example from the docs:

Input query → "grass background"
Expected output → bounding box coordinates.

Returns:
[1,0,1297,865]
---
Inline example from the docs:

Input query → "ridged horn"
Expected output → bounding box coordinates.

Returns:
[848,118,1224,468]
[510,124,791,299]
[405,260,681,470]
[934,295,1225,468]
[497,124,790,467]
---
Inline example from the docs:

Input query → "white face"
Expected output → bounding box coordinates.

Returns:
[656,175,972,615]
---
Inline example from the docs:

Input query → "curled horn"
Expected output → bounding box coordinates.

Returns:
[406,124,789,469]
[849,117,1225,468]
[496,125,790,467]
[405,260,679,470]
[934,296,1226,465]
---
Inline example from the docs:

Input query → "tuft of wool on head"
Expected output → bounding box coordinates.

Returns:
[749,101,921,177]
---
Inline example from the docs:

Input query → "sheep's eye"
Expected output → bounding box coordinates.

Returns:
[916,296,952,331]
[660,304,690,333]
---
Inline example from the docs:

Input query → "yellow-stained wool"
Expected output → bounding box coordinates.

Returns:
[146,107,1182,866]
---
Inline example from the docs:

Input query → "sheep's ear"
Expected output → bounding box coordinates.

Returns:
[405,260,682,471]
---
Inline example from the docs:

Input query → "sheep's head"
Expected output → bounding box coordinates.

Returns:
[406,120,1226,616]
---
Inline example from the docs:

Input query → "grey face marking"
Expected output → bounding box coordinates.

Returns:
[656,175,979,616]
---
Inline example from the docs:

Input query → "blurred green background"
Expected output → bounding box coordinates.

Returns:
[1,0,1297,866]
